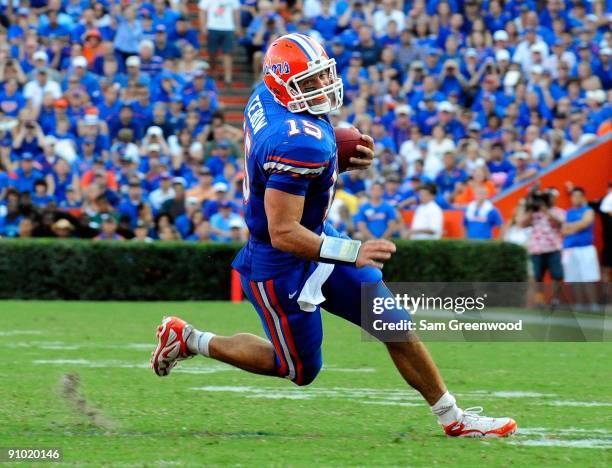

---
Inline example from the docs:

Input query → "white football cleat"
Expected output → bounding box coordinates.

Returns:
[151,316,195,376]
[443,407,517,438]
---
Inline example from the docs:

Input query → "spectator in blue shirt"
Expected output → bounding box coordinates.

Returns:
[355,26,382,67]
[371,118,398,154]
[355,182,400,239]
[109,104,145,141]
[113,5,144,59]
[561,188,601,301]
[0,78,25,118]
[438,59,466,101]
[204,182,240,219]
[210,201,245,242]
[435,152,468,200]
[63,56,101,95]
[168,15,200,49]
[423,48,443,75]
[182,69,218,103]
[382,174,409,208]
[9,153,44,194]
[487,142,515,188]
[31,179,54,208]
[313,1,337,41]
[13,120,45,159]
[410,76,445,111]
[37,8,70,44]
[175,197,203,239]
[329,39,351,75]
[205,141,238,178]
[138,40,164,76]
[153,25,182,60]
[341,170,367,196]
[118,180,148,229]
[379,19,402,48]
[464,186,504,239]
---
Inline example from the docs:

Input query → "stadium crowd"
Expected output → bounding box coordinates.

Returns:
[0,0,610,255]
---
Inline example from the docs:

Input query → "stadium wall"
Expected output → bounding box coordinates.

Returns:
[0,239,527,300]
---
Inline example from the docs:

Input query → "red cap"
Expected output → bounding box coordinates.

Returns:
[85,29,102,40]
[54,98,69,108]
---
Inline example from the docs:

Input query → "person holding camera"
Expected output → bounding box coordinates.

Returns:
[12,114,46,160]
[518,185,565,302]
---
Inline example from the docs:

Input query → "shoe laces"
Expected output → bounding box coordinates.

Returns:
[461,406,484,421]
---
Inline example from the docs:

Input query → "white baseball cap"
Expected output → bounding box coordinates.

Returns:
[493,30,509,41]
[126,56,141,67]
[146,126,163,137]
[395,104,411,115]
[72,56,87,68]
[503,70,522,87]
[437,101,455,113]
[213,182,229,193]
[83,114,99,125]
[33,50,48,62]
[495,49,510,62]
[586,89,606,103]
[229,218,243,229]
[530,43,547,55]
[513,151,529,160]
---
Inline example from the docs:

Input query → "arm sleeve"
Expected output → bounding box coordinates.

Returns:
[265,137,331,197]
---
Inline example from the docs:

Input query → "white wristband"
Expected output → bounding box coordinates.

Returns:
[319,235,361,265]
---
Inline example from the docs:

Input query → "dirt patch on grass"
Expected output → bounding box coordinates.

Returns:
[60,372,116,430]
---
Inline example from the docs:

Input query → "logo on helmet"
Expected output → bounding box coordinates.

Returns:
[264,62,291,76]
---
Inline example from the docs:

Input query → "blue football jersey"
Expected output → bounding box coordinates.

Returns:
[232,82,338,280]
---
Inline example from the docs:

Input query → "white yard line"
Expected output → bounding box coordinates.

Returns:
[537,401,612,407]
[0,330,43,336]
[508,438,612,449]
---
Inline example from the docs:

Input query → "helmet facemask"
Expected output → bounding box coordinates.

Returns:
[269,57,343,115]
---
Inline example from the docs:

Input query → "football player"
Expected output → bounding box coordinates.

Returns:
[152,33,517,438]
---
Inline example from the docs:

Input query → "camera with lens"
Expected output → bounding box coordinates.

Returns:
[525,186,553,212]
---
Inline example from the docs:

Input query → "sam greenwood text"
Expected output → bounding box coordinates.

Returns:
[372,320,524,332]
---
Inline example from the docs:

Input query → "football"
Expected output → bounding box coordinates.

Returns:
[335,126,367,172]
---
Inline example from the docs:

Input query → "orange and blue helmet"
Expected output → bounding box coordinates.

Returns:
[262,34,343,115]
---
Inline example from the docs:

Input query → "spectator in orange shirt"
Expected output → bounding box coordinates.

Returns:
[452,166,496,206]
[82,29,106,67]
[81,159,118,191]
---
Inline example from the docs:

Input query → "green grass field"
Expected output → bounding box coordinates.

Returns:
[1,301,611,467]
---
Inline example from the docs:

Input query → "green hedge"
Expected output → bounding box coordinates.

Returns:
[0,239,527,300]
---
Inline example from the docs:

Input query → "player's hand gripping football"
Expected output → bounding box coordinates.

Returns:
[346,134,375,171]
[356,239,396,269]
